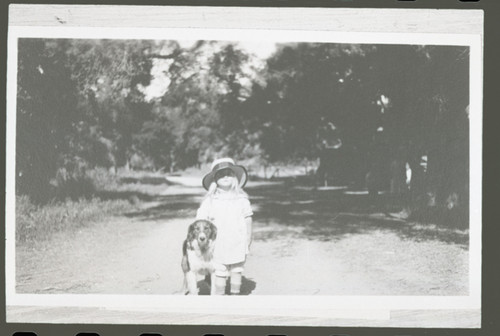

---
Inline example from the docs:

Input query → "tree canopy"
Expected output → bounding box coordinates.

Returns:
[16,38,469,210]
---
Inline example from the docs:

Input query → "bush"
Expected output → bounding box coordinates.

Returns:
[85,167,120,191]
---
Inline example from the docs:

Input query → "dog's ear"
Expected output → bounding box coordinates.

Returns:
[187,222,196,242]
[209,221,217,240]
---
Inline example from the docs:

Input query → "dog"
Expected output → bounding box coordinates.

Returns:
[181,219,217,295]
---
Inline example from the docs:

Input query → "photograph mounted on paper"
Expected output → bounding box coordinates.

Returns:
[5,5,483,328]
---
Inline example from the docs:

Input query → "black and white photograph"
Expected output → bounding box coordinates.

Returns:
[5,5,483,328]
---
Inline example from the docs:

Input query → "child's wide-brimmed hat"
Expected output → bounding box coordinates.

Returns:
[202,158,248,190]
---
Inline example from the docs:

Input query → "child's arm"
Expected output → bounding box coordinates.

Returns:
[245,216,253,251]
[242,198,253,252]
[196,199,210,220]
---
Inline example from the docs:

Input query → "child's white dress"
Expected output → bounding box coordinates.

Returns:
[196,192,253,265]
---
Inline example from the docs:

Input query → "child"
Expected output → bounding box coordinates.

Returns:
[196,158,253,295]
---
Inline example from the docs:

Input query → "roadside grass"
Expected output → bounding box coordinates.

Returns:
[16,195,133,244]
[16,168,161,245]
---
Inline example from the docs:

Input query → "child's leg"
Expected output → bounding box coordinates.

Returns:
[229,262,245,295]
[213,263,229,295]
[214,276,227,295]
[229,271,242,294]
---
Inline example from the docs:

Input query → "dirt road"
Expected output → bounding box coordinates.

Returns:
[15,177,469,296]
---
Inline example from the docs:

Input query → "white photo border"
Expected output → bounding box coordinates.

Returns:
[6,10,483,325]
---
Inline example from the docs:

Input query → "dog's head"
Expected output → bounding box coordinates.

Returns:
[187,220,217,251]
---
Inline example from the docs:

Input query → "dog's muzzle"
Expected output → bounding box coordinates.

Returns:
[198,234,208,245]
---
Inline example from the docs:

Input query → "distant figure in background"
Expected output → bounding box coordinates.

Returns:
[316,122,343,187]
[388,144,410,211]
[366,127,389,209]
[196,158,253,295]
[389,152,427,220]
[407,154,427,217]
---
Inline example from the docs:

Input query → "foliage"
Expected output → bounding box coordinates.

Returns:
[17,38,154,202]
[17,39,78,203]
[16,38,469,216]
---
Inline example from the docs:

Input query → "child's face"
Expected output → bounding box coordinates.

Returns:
[215,168,236,190]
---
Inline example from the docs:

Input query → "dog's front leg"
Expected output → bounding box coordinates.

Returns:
[185,271,198,295]
[210,272,217,295]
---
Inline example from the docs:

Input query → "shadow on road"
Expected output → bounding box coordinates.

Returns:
[250,182,469,248]
[115,177,469,248]
[124,194,200,221]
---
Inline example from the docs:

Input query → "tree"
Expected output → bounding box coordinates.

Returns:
[138,41,264,170]
[260,43,374,172]
[252,42,469,221]
[64,39,155,171]
[16,38,156,201]
[17,39,78,202]
[354,44,469,221]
